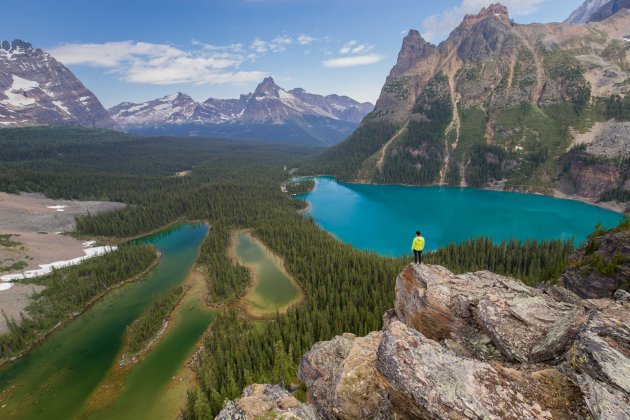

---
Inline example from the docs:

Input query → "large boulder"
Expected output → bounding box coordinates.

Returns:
[297,332,390,419]
[376,320,586,419]
[395,264,585,363]
[568,301,630,418]
[214,384,318,420]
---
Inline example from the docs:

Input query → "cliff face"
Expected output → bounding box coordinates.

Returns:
[218,263,630,419]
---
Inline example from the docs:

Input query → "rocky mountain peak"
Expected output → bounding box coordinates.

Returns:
[389,30,437,78]
[1,39,33,52]
[0,39,118,129]
[460,3,510,28]
[253,76,281,98]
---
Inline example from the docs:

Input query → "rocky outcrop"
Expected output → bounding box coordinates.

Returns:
[377,319,585,419]
[560,226,630,298]
[215,384,318,420]
[394,264,586,363]
[0,39,118,130]
[291,263,629,419]
[298,332,389,419]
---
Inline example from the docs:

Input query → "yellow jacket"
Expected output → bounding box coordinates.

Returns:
[412,236,425,251]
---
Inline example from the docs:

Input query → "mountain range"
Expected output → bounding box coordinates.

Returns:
[0,40,118,130]
[0,39,371,146]
[109,77,373,146]
[310,3,630,208]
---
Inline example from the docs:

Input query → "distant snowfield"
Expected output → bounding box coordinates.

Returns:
[0,245,117,285]
[1,75,39,107]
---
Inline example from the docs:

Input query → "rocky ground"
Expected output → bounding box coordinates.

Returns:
[0,192,125,333]
[0,192,125,274]
[218,263,629,419]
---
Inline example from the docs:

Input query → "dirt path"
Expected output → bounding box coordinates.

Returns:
[376,122,408,173]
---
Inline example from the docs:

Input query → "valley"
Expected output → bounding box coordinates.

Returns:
[0,0,629,419]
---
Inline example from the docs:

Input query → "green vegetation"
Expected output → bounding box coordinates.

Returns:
[604,94,630,121]
[0,234,21,248]
[123,285,184,357]
[382,76,411,101]
[0,244,157,359]
[304,119,401,180]
[0,260,27,272]
[375,73,452,184]
[573,216,630,281]
[285,179,315,195]
[0,126,584,417]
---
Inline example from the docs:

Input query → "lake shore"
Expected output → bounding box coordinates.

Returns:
[0,251,159,368]
[228,230,304,319]
[82,268,212,418]
[296,175,627,214]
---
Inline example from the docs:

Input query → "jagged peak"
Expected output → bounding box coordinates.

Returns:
[160,92,192,102]
[253,76,282,99]
[387,29,437,78]
[1,39,34,51]
[459,3,511,30]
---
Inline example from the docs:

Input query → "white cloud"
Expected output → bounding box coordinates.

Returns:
[322,54,384,68]
[49,41,265,85]
[339,40,374,55]
[421,0,545,42]
[250,35,293,54]
[297,34,316,45]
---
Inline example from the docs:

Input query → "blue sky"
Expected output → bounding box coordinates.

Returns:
[4,0,583,107]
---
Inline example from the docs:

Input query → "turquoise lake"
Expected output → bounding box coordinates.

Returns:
[296,177,625,256]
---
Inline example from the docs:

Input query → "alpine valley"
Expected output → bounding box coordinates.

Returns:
[308,3,630,209]
[0,1,629,420]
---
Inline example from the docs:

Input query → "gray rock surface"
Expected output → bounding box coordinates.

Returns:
[215,384,318,420]
[376,319,585,419]
[225,259,629,419]
[395,264,583,363]
[586,121,630,158]
[297,332,390,419]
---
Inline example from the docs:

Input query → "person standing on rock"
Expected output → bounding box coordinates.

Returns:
[411,231,425,264]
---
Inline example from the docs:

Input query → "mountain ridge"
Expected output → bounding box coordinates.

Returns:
[109,77,373,146]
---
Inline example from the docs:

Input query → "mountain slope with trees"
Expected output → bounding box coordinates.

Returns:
[306,4,630,209]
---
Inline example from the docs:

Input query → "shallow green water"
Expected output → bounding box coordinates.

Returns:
[296,177,625,256]
[233,233,301,315]
[0,223,209,420]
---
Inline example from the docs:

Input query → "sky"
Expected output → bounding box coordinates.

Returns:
[4,0,584,107]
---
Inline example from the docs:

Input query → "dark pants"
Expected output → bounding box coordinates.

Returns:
[413,250,422,264]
